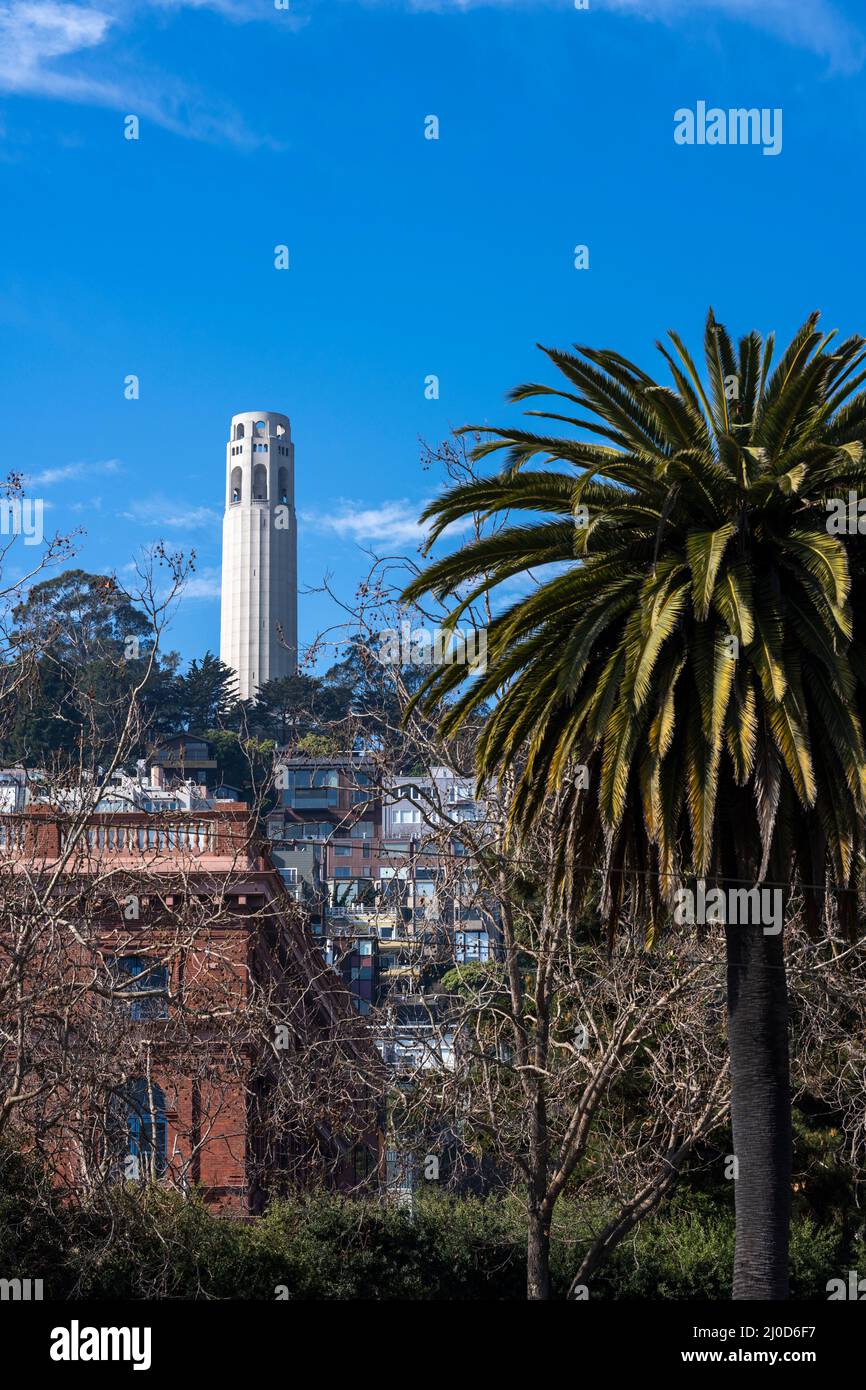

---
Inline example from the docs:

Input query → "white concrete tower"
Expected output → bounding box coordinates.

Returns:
[220,410,297,701]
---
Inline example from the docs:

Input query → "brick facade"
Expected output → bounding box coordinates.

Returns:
[1,802,382,1213]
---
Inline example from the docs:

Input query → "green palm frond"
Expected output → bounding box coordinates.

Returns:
[405,308,866,914]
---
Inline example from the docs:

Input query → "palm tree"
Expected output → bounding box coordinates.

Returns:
[403,311,866,1299]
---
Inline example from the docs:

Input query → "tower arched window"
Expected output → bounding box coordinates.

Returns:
[230,465,242,504]
[254,420,266,436]
[253,463,268,501]
[234,423,245,441]
[278,466,289,505]
[120,1077,167,1180]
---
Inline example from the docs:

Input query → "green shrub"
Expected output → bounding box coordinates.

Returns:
[0,1141,69,1295]
[553,1193,843,1301]
[0,1137,852,1300]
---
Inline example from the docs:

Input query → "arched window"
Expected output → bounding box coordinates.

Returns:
[254,419,266,435]
[253,463,268,500]
[230,465,242,504]
[276,423,286,437]
[278,466,289,505]
[123,1078,167,1179]
[234,423,245,440]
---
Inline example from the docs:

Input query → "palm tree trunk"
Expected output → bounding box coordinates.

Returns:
[725,919,792,1299]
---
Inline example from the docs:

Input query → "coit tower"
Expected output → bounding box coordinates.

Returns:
[219,410,297,701]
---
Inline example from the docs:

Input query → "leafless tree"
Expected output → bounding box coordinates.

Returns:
[297,437,735,1299]
[0,526,382,1244]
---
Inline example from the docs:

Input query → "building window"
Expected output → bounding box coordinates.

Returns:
[110,955,169,1020]
[289,788,338,809]
[292,769,339,790]
[351,1143,376,1183]
[230,465,242,504]
[455,931,490,963]
[121,1078,167,1179]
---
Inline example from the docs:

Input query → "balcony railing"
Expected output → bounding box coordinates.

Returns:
[85,822,216,853]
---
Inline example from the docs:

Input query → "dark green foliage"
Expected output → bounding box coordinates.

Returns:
[203,728,275,795]
[2,569,169,765]
[0,1144,69,1296]
[0,1139,857,1300]
[559,1194,842,1302]
[11,569,153,665]
[171,654,239,732]
[0,568,401,771]
[249,675,325,744]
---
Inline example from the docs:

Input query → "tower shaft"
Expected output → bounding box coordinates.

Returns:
[220,411,297,701]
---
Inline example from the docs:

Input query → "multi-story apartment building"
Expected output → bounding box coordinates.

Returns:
[267,755,381,1017]
[147,733,221,792]
[267,754,497,1074]
[1,736,237,818]
[265,752,505,1200]
[382,769,492,967]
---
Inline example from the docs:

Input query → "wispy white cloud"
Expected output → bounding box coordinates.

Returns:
[2,2,111,65]
[355,0,864,71]
[181,564,221,599]
[28,457,121,486]
[0,1,286,145]
[146,0,269,16]
[1,0,859,149]
[120,495,221,529]
[301,499,429,548]
[123,555,220,598]
[601,0,864,72]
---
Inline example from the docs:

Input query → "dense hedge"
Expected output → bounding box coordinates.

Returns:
[0,1144,850,1300]
[551,1193,842,1302]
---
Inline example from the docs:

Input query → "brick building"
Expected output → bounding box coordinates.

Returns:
[0,800,381,1212]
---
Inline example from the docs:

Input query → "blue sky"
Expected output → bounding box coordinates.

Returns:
[2,0,866,668]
